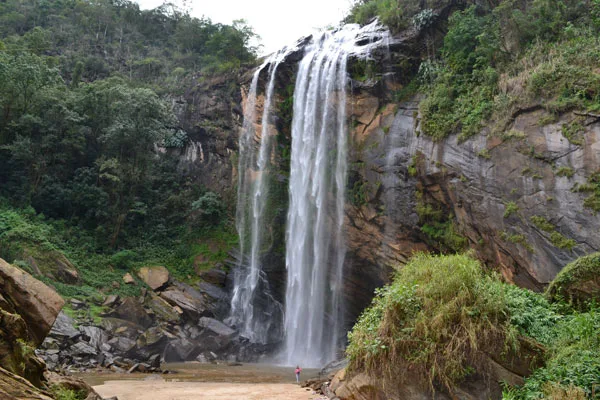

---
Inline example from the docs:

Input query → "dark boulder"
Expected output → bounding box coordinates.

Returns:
[102,294,120,308]
[199,268,227,286]
[106,337,136,354]
[79,326,109,350]
[48,312,79,340]
[100,318,144,340]
[135,326,172,360]
[144,293,182,324]
[160,283,211,320]
[198,317,235,338]
[105,297,153,329]
[162,338,201,362]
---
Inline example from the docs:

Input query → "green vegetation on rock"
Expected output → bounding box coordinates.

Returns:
[505,306,600,400]
[503,201,519,218]
[580,171,600,213]
[556,166,575,178]
[51,386,85,400]
[347,253,517,392]
[416,190,467,253]
[351,0,600,142]
[547,253,600,308]
[347,252,600,398]
[530,216,577,250]
[500,231,534,252]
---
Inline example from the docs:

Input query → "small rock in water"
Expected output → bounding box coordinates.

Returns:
[110,365,125,373]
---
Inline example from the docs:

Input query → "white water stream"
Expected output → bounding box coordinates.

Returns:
[281,22,390,367]
[231,21,390,367]
[230,49,289,344]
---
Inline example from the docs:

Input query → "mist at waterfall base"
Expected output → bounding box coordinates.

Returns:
[229,22,391,368]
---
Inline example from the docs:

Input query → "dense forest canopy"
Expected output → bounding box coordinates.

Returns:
[0,0,254,301]
[0,0,256,251]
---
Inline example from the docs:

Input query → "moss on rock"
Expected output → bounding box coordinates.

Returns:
[546,253,600,308]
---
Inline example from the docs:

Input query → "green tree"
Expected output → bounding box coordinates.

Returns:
[0,52,62,141]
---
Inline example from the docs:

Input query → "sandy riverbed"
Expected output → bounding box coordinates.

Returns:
[94,379,324,400]
[89,363,325,400]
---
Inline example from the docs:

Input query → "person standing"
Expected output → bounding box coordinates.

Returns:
[295,365,302,383]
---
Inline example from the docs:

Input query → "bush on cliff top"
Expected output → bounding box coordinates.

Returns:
[352,0,600,141]
[347,252,600,397]
[347,253,517,392]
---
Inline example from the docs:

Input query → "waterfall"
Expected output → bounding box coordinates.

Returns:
[281,22,390,367]
[229,49,289,344]
[231,20,390,366]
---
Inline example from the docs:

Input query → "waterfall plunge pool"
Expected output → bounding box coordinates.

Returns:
[80,361,320,385]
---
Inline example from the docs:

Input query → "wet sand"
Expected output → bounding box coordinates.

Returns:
[89,363,325,400]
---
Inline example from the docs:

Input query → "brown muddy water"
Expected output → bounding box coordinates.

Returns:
[81,362,320,386]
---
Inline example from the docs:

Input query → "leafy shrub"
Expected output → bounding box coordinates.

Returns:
[420,221,467,252]
[191,192,225,226]
[503,284,562,346]
[347,0,408,30]
[547,253,600,308]
[412,9,437,30]
[110,250,138,270]
[50,386,85,400]
[507,308,600,399]
[504,201,519,218]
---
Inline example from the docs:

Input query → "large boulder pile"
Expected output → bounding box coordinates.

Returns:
[38,266,269,373]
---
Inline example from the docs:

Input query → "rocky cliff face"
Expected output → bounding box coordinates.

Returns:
[233,9,600,335]
[170,71,245,204]
[135,0,599,369]
[345,89,600,291]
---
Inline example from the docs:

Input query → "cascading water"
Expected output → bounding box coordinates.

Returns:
[229,49,290,344]
[230,20,390,365]
[281,22,390,367]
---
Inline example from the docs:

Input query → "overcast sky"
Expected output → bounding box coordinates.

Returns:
[134,0,353,55]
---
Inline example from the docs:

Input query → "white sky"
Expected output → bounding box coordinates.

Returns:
[134,0,354,55]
